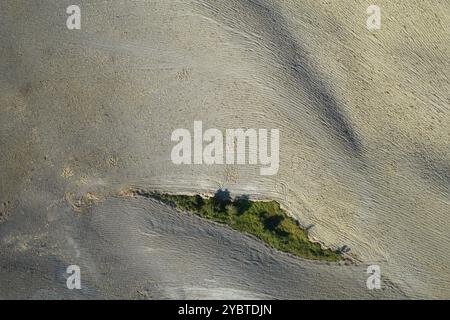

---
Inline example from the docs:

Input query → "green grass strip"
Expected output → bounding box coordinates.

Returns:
[143,190,342,262]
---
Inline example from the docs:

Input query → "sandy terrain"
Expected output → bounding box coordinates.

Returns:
[0,196,406,299]
[0,0,449,298]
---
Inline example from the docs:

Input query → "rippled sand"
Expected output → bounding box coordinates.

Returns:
[0,0,449,298]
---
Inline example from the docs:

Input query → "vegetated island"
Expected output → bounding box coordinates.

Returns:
[133,189,343,262]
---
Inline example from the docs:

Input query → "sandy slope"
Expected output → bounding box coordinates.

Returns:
[0,196,405,299]
[0,0,449,298]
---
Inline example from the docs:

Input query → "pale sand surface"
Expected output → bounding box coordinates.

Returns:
[0,0,449,298]
[0,197,405,299]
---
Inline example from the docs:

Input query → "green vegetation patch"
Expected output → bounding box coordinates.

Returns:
[143,190,342,262]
